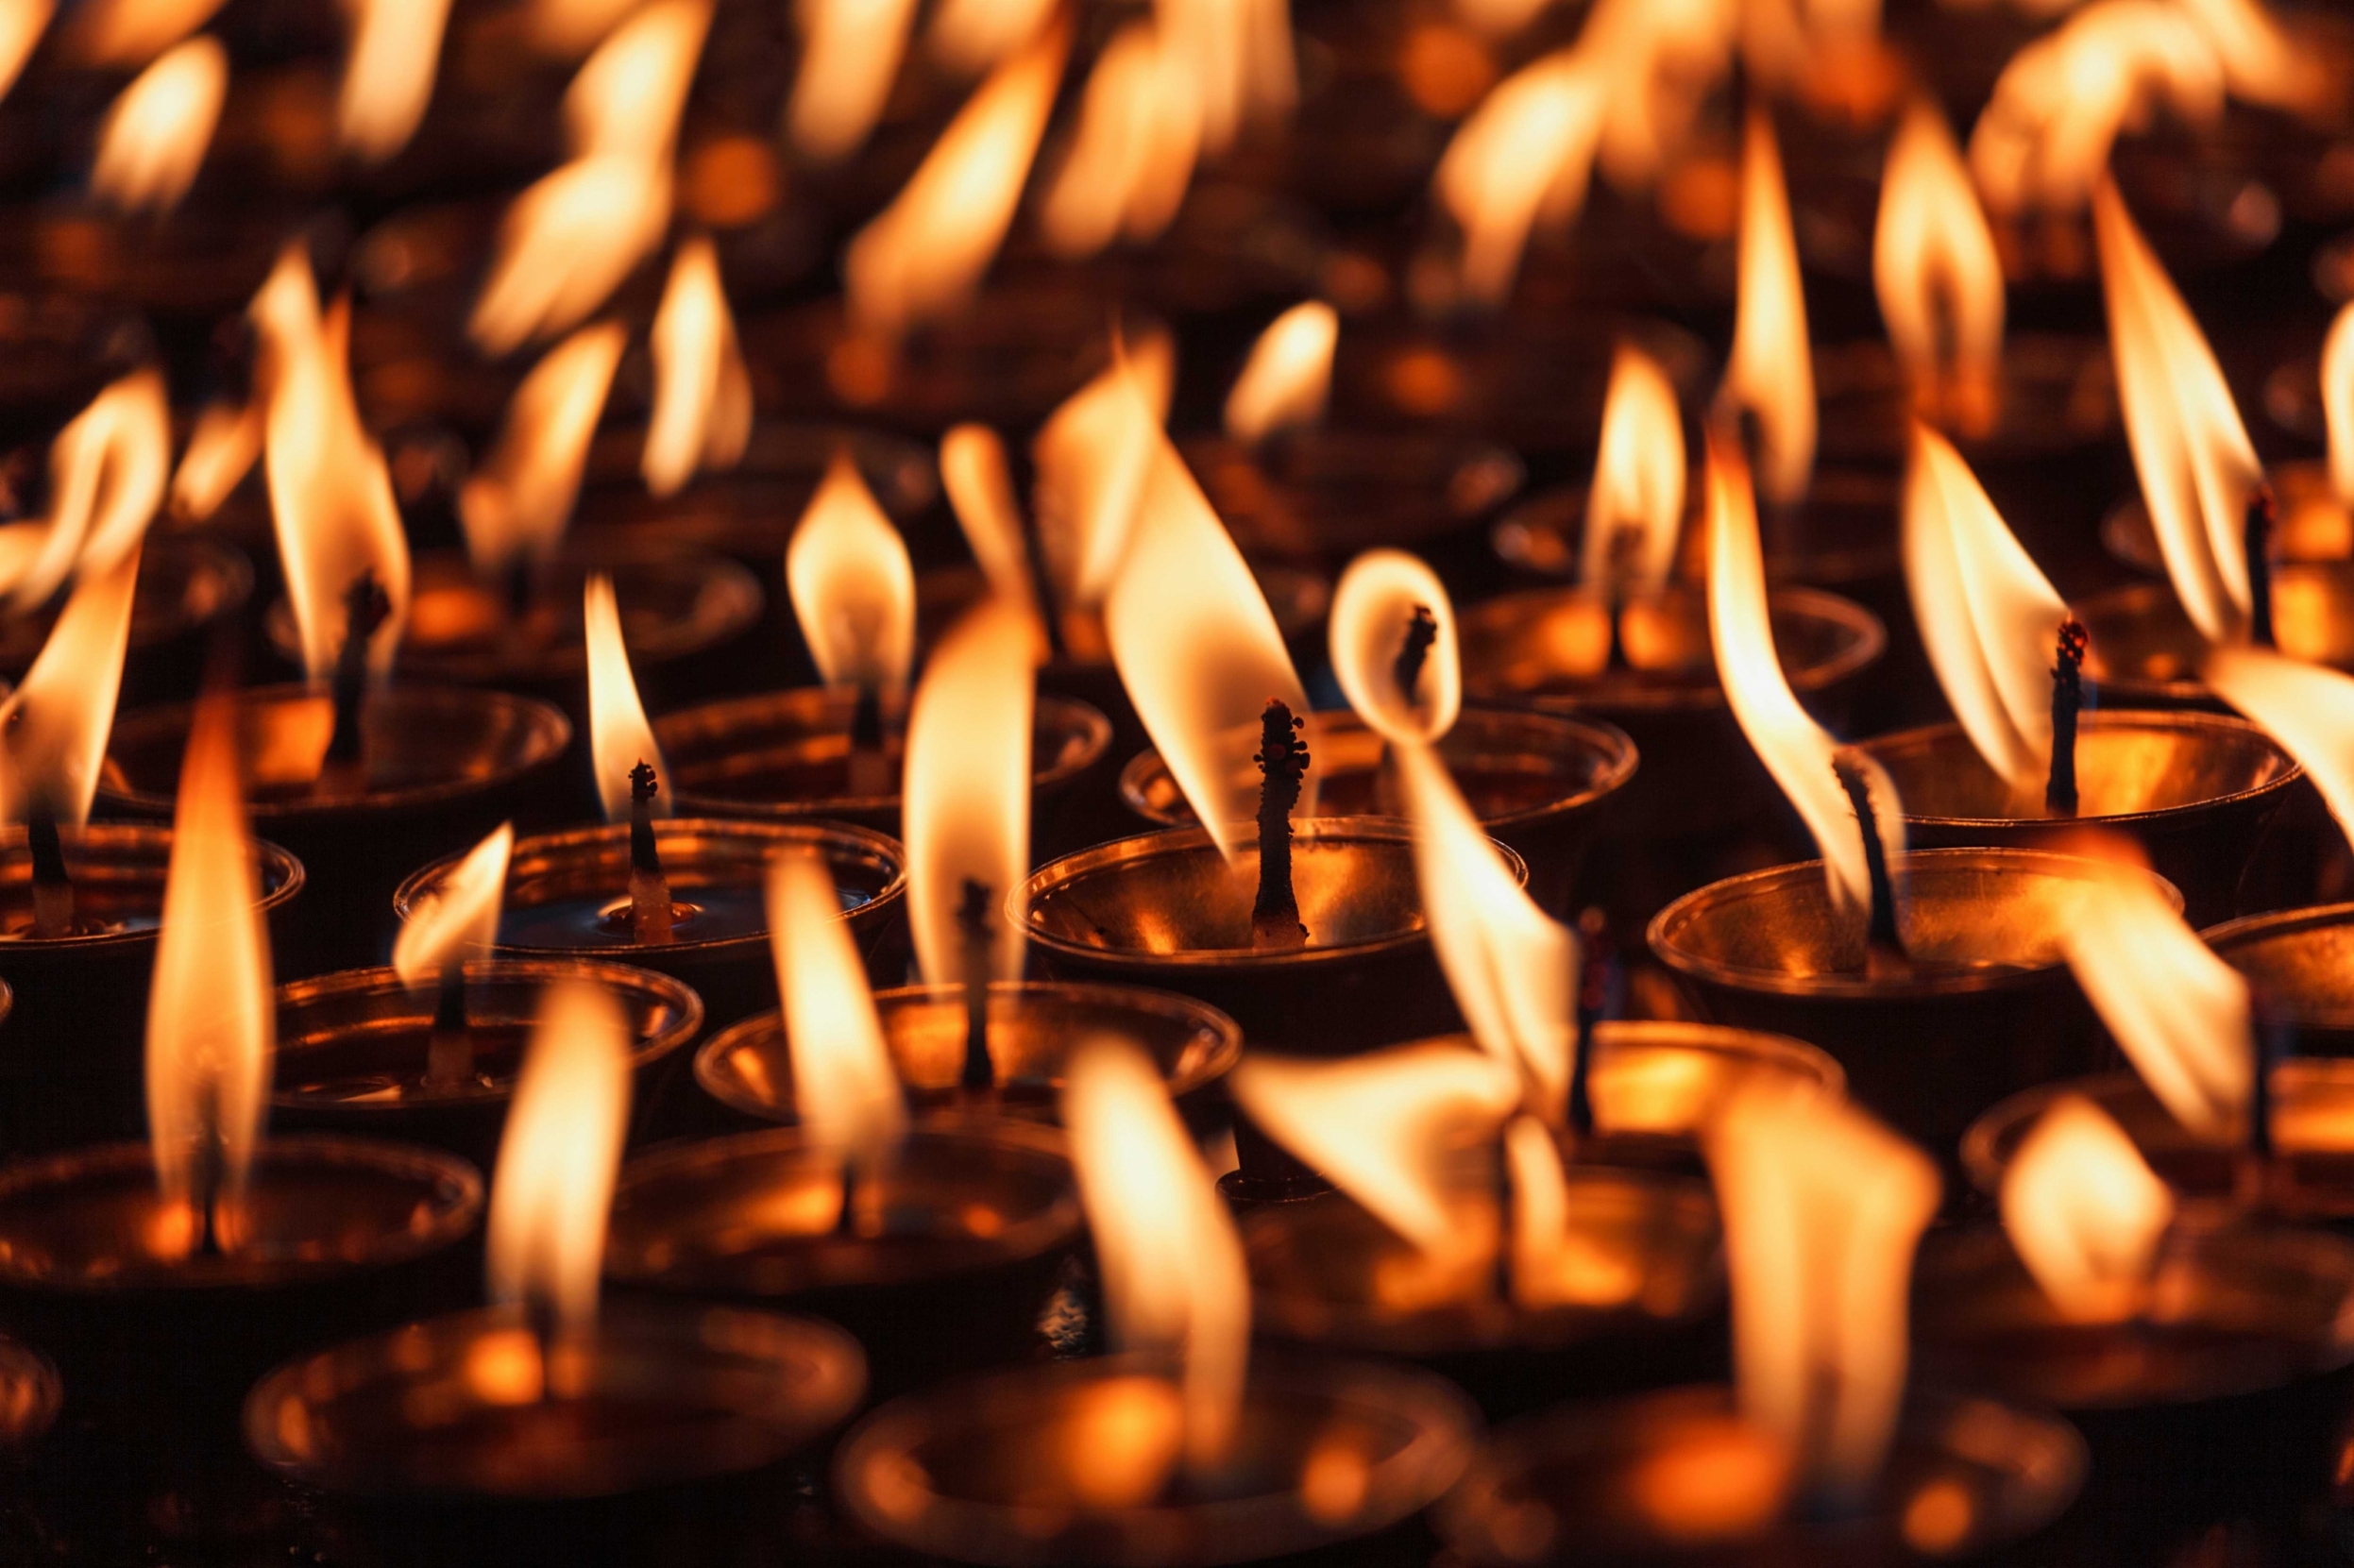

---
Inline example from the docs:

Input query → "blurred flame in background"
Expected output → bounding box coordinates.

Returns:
[0,367,168,610]
[337,0,454,162]
[2001,1093,2176,1323]
[1583,345,1686,592]
[1874,98,2004,436]
[458,321,626,582]
[644,237,753,497]
[1033,327,1177,615]
[769,849,908,1191]
[1038,20,1205,260]
[92,35,227,213]
[392,822,514,987]
[786,453,917,704]
[787,0,919,163]
[1717,106,1816,507]
[0,546,143,828]
[1224,302,1336,447]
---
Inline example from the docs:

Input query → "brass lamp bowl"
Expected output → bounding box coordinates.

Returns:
[2072,564,2354,711]
[2204,901,2354,1055]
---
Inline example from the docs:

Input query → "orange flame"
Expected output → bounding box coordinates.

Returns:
[1717,107,1815,507]
[337,0,453,161]
[0,1,50,104]
[1160,0,1296,156]
[0,545,141,827]
[484,980,633,1344]
[0,366,169,611]
[1706,1084,1939,1509]
[1224,302,1337,447]
[145,691,275,1253]
[169,397,262,523]
[1579,0,1740,195]
[1032,326,1177,610]
[251,244,411,680]
[2095,180,2263,642]
[526,0,640,56]
[2207,641,2354,865]
[1038,21,1204,261]
[842,20,1070,338]
[584,573,667,823]
[1708,432,1901,919]
[69,0,217,64]
[1902,424,2069,790]
[1064,1036,1249,1475]
[1583,343,1685,593]
[392,822,514,987]
[643,236,752,498]
[786,452,916,703]
[2173,0,2333,119]
[927,0,1055,71]
[91,35,226,214]
[2000,1093,2176,1324]
[786,0,919,162]
[1431,49,1604,307]
[2325,302,2354,510]
[1873,98,2004,438]
[458,321,626,582]
[1104,440,1315,852]
[1329,549,1460,746]
[769,849,908,1183]
[940,424,1047,645]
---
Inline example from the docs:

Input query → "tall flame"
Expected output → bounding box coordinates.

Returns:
[484,980,632,1342]
[393,823,515,988]
[786,453,916,703]
[769,850,908,1180]
[2000,1093,2176,1324]
[1037,20,1204,261]
[1104,439,1314,852]
[169,398,262,523]
[1157,0,1295,155]
[1706,1085,1939,1509]
[145,691,274,1252]
[842,19,1071,337]
[1902,424,2069,789]
[458,321,627,582]
[2095,181,2262,642]
[2324,301,2354,511]
[0,546,142,828]
[1033,327,1177,610]
[92,35,226,214]
[1873,98,2004,439]
[940,425,1043,639]
[1583,344,1686,593]
[0,1,50,105]
[69,0,217,65]
[2207,646,2354,841]
[584,573,668,823]
[337,0,453,161]
[785,0,919,161]
[1708,433,1901,918]
[1718,107,1816,507]
[1224,303,1337,447]
[927,0,1057,74]
[1431,49,1605,307]
[252,244,411,680]
[1329,550,1461,746]
[1064,1037,1249,1475]
[643,237,752,498]
[0,366,170,611]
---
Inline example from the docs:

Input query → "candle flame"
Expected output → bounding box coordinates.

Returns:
[1708,431,1901,919]
[69,0,215,64]
[769,849,908,1177]
[485,980,632,1345]
[1431,49,1604,307]
[940,424,1047,645]
[584,573,668,823]
[1157,0,1295,156]
[1224,303,1337,447]
[1063,1036,1249,1475]
[1902,424,2069,790]
[787,0,918,162]
[91,34,226,213]
[146,691,274,1255]
[1705,1084,1939,1509]
[1105,439,1315,854]
[337,0,453,161]
[2324,302,2354,511]
[786,452,916,703]
[1583,343,1685,593]
[392,822,514,988]
[0,366,169,611]
[842,19,1070,339]
[643,236,752,498]
[252,244,410,681]
[458,321,626,582]
[927,0,1056,72]
[2172,0,2334,118]
[1873,98,2004,438]
[2000,1093,2176,1324]
[169,398,262,523]
[905,599,1036,986]
[1717,106,1815,507]
[1032,325,1177,611]
[1329,549,1460,746]
[526,0,639,56]
[1036,20,1204,261]
[0,1,50,104]
[0,545,141,828]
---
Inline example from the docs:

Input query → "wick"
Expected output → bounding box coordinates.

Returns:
[628,761,675,945]
[26,804,73,938]
[956,877,995,1094]
[2237,1001,2292,1212]
[1602,525,1641,672]
[322,569,390,798]
[1016,501,1068,662]
[1393,605,1438,706]
[1491,1135,1516,1311]
[847,683,890,798]
[1831,751,1906,977]
[1251,700,1310,950]
[2245,485,2277,649]
[836,1158,859,1237]
[1568,908,1615,1141]
[424,961,472,1088]
[190,1118,226,1259]
[2046,618,2087,818]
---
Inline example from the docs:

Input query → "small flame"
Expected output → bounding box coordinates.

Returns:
[769,850,908,1181]
[940,425,1045,642]
[2172,0,2333,119]
[2096,181,2263,642]
[584,573,668,823]
[1708,432,1901,919]
[1705,1084,1939,1509]
[1431,49,1605,307]
[1717,107,1815,507]
[457,321,627,582]
[91,35,226,214]
[1902,424,2069,790]
[0,366,170,611]
[484,980,632,1344]
[643,237,752,498]
[905,599,1037,986]
[1224,303,1338,447]
[337,0,453,161]
[68,0,214,64]
[1037,20,1204,261]
[562,0,712,161]
[1032,326,1177,611]
[1329,550,1460,746]
[0,1,50,104]
[1104,439,1314,853]
[1064,1036,1249,1475]
[0,546,142,828]
[251,244,410,680]
[786,453,916,703]
[145,691,274,1253]
[393,823,514,988]
[2324,302,2354,511]
[927,0,1057,73]
[1583,343,1685,593]
[785,0,919,161]
[842,20,1070,338]
[2000,1093,2176,1324]
[1157,0,1295,156]
[1505,1116,1646,1310]
[1873,98,2004,438]
[169,398,262,523]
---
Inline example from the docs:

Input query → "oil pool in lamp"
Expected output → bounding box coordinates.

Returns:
[0,691,483,1553]
[270,821,705,1170]
[244,979,867,1562]
[100,245,572,974]
[395,574,907,1023]
[1649,434,2180,1161]
[605,850,1083,1396]
[695,594,1240,1127]
[1852,422,2297,926]
[1438,1085,2085,1566]
[835,1037,1482,1566]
